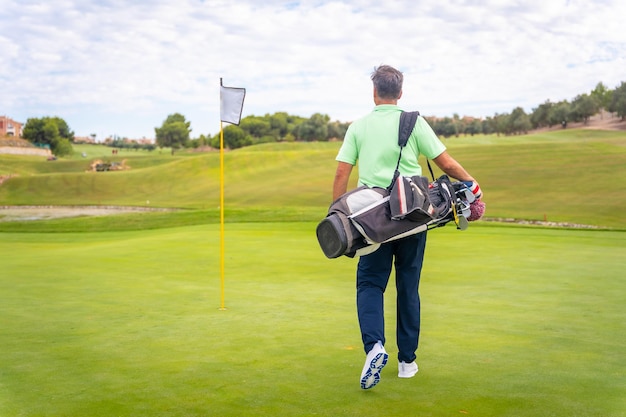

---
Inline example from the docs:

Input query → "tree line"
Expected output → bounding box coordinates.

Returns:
[150,112,351,152]
[166,80,624,149]
[426,81,624,137]
[19,80,626,156]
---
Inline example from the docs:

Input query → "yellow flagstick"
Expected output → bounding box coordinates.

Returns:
[219,119,226,311]
[218,77,244,311]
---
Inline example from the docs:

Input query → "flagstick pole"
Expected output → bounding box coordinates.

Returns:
[219,120,226,311]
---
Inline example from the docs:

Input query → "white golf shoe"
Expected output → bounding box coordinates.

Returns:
[360,341,388,389]
[398,360,418,378]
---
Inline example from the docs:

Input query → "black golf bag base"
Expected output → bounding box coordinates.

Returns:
[316,212,368,258]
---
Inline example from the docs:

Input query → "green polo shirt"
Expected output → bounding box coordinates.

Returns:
[336,105,446,188]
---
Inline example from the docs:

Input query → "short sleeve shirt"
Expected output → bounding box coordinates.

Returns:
[336,105,446,188]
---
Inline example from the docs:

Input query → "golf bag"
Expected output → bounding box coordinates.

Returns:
[316,174,467,258]
[316,110,478,259]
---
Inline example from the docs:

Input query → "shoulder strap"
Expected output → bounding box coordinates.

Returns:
[399,110,436,181]
[398,111,420,147]
[388,111,420,190]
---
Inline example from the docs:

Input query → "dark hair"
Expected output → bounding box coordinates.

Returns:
[371,65,403,99]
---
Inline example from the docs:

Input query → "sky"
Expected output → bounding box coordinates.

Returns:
[1,0,625,141]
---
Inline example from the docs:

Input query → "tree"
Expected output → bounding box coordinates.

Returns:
[439,117,458,137]
[548,101,571,128]
[481,118,494,134]
[531,101,553,128]
[571,94,599,124]
[53,117,74,142]
[155,113,191,154]
[591,82,612,117]
[508,107,531,134]
[193,134,210,148]
[490,113,509,136]
[295,113,330,141]
[22,116,74,156]
[464,119,482,136]
[240,116,271,139]
[327,120,349,140]
[609,82,626,120]
[452,113,463,137]
[210,125,251,149]
[269,112,289,139]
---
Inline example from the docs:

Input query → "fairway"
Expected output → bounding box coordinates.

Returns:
[1,223,624,416]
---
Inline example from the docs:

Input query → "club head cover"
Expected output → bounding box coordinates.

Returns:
[468,199,486,221]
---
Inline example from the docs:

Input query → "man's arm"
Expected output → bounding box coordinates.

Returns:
[432,150,475,183]
[333,162,354,201]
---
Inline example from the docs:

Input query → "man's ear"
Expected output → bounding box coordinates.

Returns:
[397,90,403,100]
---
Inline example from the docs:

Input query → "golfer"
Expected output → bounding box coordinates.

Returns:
[333,64,482,390]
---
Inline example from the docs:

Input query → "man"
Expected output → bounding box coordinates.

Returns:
[333,65,482,390]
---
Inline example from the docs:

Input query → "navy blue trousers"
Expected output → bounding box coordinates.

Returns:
[356,231,427,363]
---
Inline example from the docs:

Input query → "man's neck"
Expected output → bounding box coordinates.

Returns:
[374,98,398,105]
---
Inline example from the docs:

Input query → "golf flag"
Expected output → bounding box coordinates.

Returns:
[218,78,246,311]
[220,80,246,125]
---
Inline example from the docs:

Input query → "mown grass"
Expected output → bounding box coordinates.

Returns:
[0,223,624,416]
[1,130,625,416]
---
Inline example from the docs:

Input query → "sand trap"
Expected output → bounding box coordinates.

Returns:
[0,206,176,222]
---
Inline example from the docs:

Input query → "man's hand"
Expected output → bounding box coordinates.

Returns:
[466,181,483,201]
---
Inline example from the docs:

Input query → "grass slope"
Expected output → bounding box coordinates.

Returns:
[1,130,625,229]
[0,224,624,416]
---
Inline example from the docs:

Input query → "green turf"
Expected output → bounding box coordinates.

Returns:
[1,130,625,415]
[0,223,624,416]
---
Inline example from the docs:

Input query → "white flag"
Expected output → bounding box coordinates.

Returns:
[220,84,246,125]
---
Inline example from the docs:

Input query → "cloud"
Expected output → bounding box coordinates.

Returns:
[1,0,625,139]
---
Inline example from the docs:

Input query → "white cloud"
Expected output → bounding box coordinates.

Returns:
[1,0,625,139]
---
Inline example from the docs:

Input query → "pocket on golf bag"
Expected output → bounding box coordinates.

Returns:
[389,175,435,223]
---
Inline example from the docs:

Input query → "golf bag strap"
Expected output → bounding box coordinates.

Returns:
[401,110,436,182]
[398,111,419,147]
[426,159,435,181]
[388,111,420,190]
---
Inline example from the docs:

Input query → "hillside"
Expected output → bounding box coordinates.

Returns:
[1,129,625,230]
[534,112,626,132]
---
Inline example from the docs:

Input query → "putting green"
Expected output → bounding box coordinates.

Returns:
[1,223,623,416]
